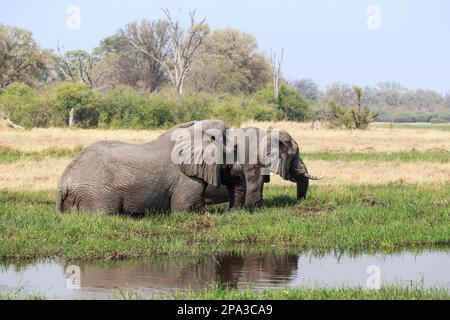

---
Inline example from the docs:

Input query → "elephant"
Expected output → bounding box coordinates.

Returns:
[205,127,323,209]
[56,120,251,215]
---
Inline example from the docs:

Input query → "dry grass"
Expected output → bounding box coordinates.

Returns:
[2,157,450,192]
[1,122,450,153]
[0,128,164,152]
[244,121,450,153]
[0,157,69,191]
[270,160,450,186]
[1,123,449,191]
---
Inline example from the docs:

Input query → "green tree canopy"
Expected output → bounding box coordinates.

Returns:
[0,25,53,88]
[190,28,271,94]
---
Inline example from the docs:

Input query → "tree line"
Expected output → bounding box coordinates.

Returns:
[1,11,449,129]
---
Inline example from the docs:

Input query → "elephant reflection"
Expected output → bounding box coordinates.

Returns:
[71,253,299,291]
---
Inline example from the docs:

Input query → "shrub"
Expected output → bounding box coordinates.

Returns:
[278,85,311,121]
[172,93,214,123]
[52,82,99,128]
[326,87,377,130]
[212,102,247,127]
[326,101,354,129]
[246,102,278,121]
[252,84,311,121]
[0,82,50,128]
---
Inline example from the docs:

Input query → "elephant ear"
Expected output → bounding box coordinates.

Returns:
[174,120,226,187]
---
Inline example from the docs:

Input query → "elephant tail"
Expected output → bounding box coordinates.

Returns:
[56,186,69,212]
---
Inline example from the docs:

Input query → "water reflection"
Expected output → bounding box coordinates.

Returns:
[0,249,448,299]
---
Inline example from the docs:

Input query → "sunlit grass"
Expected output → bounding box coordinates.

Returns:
[1,185,448,260]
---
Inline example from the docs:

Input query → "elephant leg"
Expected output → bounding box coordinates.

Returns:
[227,183,245,210]
[170,178,206,213]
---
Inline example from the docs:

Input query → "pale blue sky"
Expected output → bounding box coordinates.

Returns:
[1,0,449,92]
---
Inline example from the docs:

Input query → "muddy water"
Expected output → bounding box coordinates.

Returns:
[0,249,449,299]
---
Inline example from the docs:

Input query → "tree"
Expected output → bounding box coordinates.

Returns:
[126,10,209,96]
[55,43,113,90]
[253,84,311,121]
[0,25,52,88]
[320,82,356,108]
[52,83,99,127]
[326,86,377,129]
[293,79,319,101]
[270,49,284,107]
[445,91,450,108]
[189,28,271,94]
[119,20,170,92]
[376,81,406,108]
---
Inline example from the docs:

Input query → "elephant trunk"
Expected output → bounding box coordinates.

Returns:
[295,174,309,199]
[290,157,323,199]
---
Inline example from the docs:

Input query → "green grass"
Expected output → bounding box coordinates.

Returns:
[373,123,450,132]
[165,286,450,300]
[1,184,449,260]
[2,286,448,300]
[1,145,449,163]
[303,151,450,163]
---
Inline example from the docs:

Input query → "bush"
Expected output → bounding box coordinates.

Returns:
[246,102,278,121]
[326,101,354,129]
[278,85,311,121]
[52,82,99,128]
[0,82,53,128]
[252,84,311,121]
[172,93,214,123]
[0,82,309,129]
[326,101,376,129]
[212,102,247,127]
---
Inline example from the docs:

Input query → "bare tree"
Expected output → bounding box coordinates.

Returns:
[56,41,113,90]
[270,49,284,106]
[126,9,208,96]
[120,20,171,92]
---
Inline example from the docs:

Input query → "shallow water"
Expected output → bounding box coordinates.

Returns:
[0,249,449,299]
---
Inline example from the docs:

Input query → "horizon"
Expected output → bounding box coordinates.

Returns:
[1,0,449,93]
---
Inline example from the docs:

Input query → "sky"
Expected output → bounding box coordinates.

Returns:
[1,0,449,93]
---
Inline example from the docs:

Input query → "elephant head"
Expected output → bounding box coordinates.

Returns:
[219,127,322,208]
[276,130,323,199]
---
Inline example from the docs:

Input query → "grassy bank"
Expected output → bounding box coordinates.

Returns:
[1,286,449,300]
[1,184,449,260]
[166,286,450,300]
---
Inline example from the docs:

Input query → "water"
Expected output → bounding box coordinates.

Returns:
[1,249,449,299]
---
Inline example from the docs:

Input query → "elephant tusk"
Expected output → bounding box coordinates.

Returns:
[304,174,324,180]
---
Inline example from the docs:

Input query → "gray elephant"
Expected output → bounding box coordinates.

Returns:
[205,127,322,209]
[56,120,250,215]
